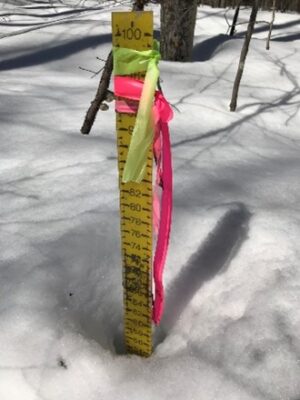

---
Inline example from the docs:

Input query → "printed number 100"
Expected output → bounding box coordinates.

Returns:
[122,28,142,40]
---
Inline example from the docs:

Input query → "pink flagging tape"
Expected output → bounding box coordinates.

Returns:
[115,76,173,324]
[115,99,139,114]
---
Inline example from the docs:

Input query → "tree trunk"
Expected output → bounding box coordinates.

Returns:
[160,0,198,61]
[266,0,276,50]
[229,1,241,36]
[229,0,259,112]
[132,0,148,11]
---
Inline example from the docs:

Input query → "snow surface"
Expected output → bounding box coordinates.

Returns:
[0,2,300,399]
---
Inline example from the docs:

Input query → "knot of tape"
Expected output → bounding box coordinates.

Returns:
[113,46,173,324]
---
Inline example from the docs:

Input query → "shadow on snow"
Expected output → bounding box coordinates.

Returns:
[155,202,251,346]
[0,33,111,71]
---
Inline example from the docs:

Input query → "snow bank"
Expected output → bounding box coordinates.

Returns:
[0,2,299,400]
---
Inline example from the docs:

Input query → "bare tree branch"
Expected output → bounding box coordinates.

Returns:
[80,0,148,135]
[80,51,113,135]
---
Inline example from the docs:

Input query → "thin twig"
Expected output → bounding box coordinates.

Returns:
[80,0,149,135]
[79,66,99,74]
[80,51,113,135]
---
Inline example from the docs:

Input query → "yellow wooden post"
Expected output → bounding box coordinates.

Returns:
[112,11,154,357]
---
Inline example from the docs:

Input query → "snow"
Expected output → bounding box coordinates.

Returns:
[0,1,300,399]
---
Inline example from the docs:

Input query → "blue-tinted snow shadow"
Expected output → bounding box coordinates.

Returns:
[272,33,300,42]
[0,6,105,20]
[192,18,300,62]
[0,29,161,71]
[192,33,231,61]
[155,202,251,346]
[0,33,111,71]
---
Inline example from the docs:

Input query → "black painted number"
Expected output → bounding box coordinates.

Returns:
[122,27,142,40]
[129,188,141,198]
[130,203,141,212]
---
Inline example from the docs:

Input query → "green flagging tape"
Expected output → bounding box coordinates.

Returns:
[113,45,160,183]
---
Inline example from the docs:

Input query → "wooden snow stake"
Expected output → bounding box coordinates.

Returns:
[112,11,154,357]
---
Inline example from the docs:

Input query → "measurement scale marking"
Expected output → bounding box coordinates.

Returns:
[113,11,154,357]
